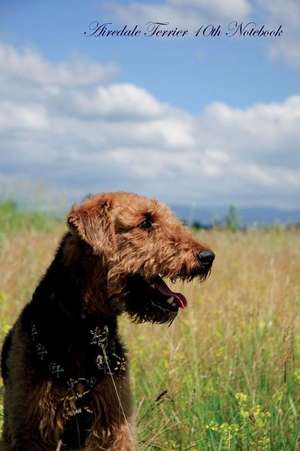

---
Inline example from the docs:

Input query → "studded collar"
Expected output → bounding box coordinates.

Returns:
[29,318,127,392]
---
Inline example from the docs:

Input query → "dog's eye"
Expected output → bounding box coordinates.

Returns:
[139,217,153,230]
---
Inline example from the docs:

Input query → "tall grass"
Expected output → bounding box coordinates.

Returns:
[0,200,60,235]
[0,205,299,450]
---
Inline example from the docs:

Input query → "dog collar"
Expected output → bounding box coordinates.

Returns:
[30,321,127,387]
[26,304,127,449]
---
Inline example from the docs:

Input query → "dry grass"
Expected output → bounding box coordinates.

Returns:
[1,222,300,450]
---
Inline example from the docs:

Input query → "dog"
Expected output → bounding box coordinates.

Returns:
[1,192,214,450]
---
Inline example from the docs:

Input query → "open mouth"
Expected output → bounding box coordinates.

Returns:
[125,259,212,324]
[125,273,188,324]
[150,276,187,310]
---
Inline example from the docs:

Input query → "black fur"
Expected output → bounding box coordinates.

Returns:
[1,329,13,381]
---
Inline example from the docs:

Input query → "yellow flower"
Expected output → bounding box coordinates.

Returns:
[235,392,248,403]
[294,369,300,383]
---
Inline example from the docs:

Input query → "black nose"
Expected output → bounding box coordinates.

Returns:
[198,250,215,265]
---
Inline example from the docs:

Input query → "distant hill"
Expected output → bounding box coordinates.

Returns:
[171,205,300,227]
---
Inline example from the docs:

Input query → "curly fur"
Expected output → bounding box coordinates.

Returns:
[1,192,214,450]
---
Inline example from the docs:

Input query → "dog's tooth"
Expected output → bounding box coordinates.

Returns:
[166,296,174,304]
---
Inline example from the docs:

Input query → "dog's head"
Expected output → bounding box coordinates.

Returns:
[67,192,214,324]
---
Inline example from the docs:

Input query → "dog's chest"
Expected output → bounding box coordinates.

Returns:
[23,304,128,449]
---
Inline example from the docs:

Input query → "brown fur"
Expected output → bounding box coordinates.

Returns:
[1,192,214,450]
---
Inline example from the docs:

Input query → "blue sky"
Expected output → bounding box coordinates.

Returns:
[0,0,299,209]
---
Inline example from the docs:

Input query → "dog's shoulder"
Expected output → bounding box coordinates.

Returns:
[1,327,13,381]
[1,303,36,382]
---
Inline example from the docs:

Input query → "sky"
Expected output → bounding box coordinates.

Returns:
[0,0,299,210]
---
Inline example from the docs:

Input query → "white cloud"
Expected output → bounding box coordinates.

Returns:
[0,101,48,130]
[0,43,299,209]
[258,0,300,27]
[257,0,300,70]
[71,84,165,120]
[0,43,118,87]
[269,40,300,70]
[203,97,300,159]
[107,0,251,28]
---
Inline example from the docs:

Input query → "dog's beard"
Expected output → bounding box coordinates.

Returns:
[124,275,179,324]
[124,266,209,325]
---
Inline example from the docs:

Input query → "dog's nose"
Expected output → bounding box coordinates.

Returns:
[197,250,215,265]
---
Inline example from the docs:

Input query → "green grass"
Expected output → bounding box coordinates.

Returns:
[0,203,300,450]
[0,200,60,236]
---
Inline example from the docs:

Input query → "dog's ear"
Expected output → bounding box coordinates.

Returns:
[67,196,115,257]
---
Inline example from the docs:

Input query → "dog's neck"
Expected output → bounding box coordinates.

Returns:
[32,232,115,321]
[26,233,123,366]
[25,233,127,387]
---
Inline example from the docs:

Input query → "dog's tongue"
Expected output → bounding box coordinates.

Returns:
[154,277,187,309]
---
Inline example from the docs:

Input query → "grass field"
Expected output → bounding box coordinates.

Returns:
[0,202,300,450]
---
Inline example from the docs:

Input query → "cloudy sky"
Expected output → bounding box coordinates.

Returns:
[0,0,299,210]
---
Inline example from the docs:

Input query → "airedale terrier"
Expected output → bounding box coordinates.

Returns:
[1,192,214,450]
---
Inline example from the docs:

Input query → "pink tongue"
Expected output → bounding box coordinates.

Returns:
[154,277,187,309]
